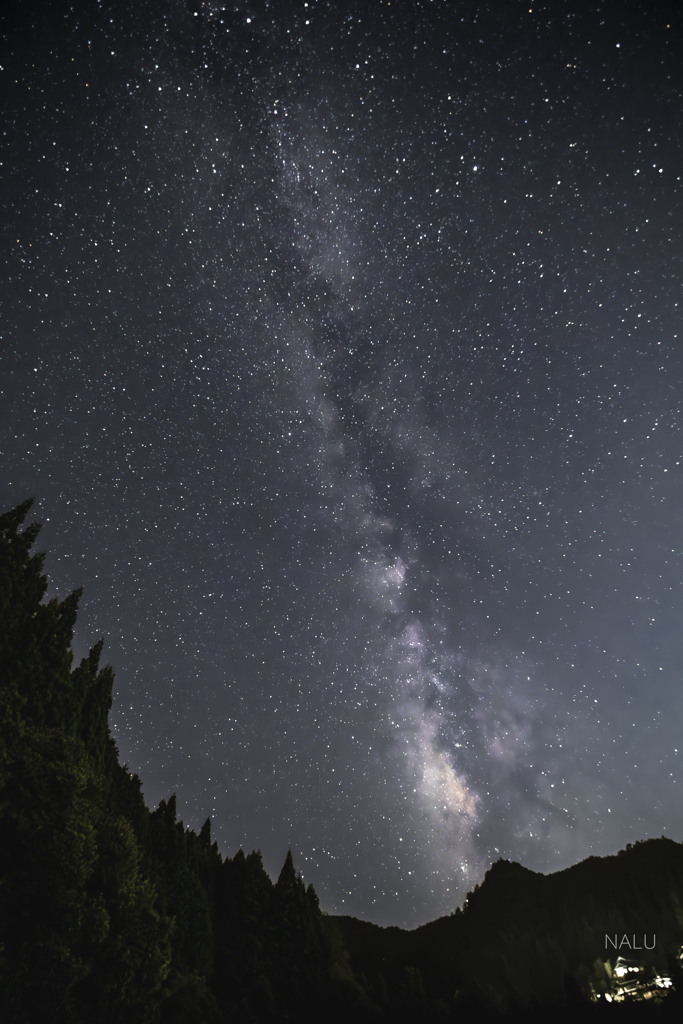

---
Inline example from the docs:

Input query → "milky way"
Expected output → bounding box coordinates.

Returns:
[2,0,682,926]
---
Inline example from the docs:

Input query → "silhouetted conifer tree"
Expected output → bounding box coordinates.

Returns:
[270,849,328,1014]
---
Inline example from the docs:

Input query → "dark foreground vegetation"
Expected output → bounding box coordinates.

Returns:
[2,499,683,1023]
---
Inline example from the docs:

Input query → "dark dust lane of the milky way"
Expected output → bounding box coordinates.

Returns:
[1,0,682,927]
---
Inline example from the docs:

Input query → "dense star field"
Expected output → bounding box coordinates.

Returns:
[2,0,682,928]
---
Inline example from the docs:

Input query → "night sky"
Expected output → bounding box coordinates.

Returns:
[2,0,682,928]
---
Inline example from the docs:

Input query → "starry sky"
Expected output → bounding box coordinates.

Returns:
[2,0,683,928]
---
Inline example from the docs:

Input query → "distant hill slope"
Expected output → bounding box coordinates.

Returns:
[325,838,683,1015]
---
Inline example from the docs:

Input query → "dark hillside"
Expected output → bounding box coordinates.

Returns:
[328,839,683,1015]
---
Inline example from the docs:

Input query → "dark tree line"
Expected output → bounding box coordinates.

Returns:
[0,500,331,1024]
